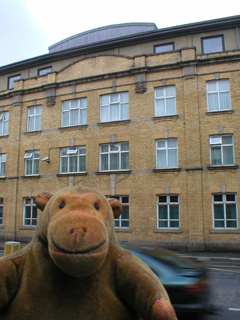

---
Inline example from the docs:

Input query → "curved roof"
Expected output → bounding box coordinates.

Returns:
[48,23,158,53]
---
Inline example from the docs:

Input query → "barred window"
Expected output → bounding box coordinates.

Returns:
[23,198,37,226]
[157,195,179,228]
[212,194,237,228]
[62,99,87,127]
[60,147,86,174]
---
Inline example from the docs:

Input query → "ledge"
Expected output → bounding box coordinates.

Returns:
[0,177,6,180]
[154,229,183,233]
[23,130,42,136]
[115,228,132,233]
[153,115,178,121]
[98,120,130,126]
[206,110,234,116]
[96,170,131,175]
[210,229,240,234]
[58,124,88,131]
[208,165,238,170]
[20,226,37,230]
[0,225,4,229]
[20,175,40,179]
[56,172,87,177]
[153,168,181,173]
[0,135,9,139]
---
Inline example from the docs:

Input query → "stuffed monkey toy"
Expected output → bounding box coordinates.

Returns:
[0,185,177,320]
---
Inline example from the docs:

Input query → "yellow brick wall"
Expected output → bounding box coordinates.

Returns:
[0,48,240,250]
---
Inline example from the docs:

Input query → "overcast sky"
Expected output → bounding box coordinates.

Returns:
[0,0,239,67]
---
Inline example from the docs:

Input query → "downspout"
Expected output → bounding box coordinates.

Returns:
[236,26,240,49]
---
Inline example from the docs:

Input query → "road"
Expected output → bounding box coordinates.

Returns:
[0,250,239,319]
[206,262,240,320]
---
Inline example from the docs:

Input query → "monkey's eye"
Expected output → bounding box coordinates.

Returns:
[94,203,99,211]
[59,201,65,209]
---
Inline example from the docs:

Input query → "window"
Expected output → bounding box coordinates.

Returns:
[0,198,3,225]
[154,43,174,54]
[100,143,129,171]
[60,146,86,174]
[207,80,231,112]
[155,86,176,116]
[62,99,87,127]
[202,36,224,54]
[210,135,234,166]
[27,106,42,132]
[100,92,129,122]
[109,196,129,228]
[212,194,237,228]
[157,195,179,228]
[38,67,52,76]
[156,139,178,169]
[0,111,9,136]
[8,75,21,89]
[0,154,6,177]
[24,151,40,176]
[23,198,37,226]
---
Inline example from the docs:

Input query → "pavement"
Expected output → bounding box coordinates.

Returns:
[1,240,240,264]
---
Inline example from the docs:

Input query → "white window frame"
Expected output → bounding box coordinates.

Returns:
[23,198,37,226]
[24,151,40,176]
[0,198,3,225]
[157,195,180,229]
[207,80,231,112]
[0,154,6,177]
[209,135,234,166]
[100,92,129,122]
[61,98,87,127]
[27,106,42,132]
[0,111,9,136]
[212,194,238,229]
[156,139,178,169]
[100,143,129,172]
[108,196,129,229]
[8,75,21,90]
[60,146,86,174]
[154,86,176,117]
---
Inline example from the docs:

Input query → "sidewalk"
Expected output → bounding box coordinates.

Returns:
[1,240,240,263]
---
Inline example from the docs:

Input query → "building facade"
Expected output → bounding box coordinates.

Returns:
[0,17,240,251]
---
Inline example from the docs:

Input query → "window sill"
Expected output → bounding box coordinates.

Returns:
[21,175,40,179]
[98,120,130,126]
[208,165,238,170]
[58,125,87,131]
[153,115,178,121]
[115,228,132,233]
[0,225,4,229]
[210,229,240,234]
[23,130,42,135]
[56,172,87,177]
[154,229,183,233]
[206,110,234,116]
[0,135,9,139]
[153,168,181,173]
[20,226,37,230]
[0,177,6,180]
[96,170,131,175]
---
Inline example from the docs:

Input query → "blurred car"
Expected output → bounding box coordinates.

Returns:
[121,243,211,319]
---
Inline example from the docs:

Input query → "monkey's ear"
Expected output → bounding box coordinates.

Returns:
[108,199,123,218]
[35,191,53,211]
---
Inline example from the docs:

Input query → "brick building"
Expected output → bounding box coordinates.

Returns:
[0,16,240,251]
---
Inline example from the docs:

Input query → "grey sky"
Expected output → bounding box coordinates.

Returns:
[0,0,239,67]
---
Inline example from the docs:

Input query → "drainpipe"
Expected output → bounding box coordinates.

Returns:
[236,26,240,49]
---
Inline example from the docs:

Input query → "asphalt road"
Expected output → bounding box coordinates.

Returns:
[204,262,240,320]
